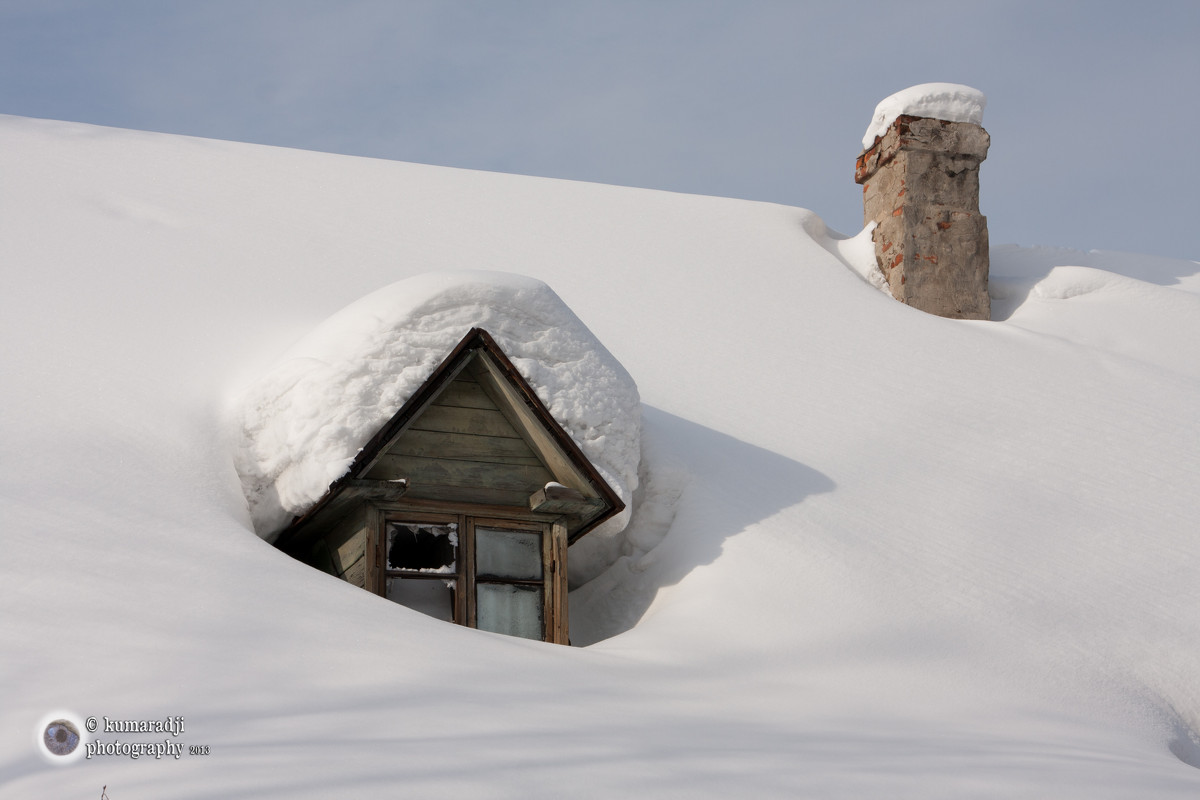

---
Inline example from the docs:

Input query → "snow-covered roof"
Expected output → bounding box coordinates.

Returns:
[231,271,641,541]
[862,83,986,149]
[7,115,1200,797]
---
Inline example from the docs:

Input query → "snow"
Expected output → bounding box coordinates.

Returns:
[862,83,987,148]
[2,112,1200,797]
[230,270,641,547]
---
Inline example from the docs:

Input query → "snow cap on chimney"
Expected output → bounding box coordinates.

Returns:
[862,83,986,150]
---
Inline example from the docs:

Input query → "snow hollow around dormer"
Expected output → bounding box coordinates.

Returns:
[230,271,641,557]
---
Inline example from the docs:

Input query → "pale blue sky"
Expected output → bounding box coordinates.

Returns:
[2,1,1197,260]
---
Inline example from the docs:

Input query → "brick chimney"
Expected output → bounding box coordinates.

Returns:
[855,87,991,320]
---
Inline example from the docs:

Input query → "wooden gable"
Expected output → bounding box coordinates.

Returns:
[361,363,555,506]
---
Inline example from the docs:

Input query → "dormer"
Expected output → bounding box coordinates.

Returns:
[271,328,624,644]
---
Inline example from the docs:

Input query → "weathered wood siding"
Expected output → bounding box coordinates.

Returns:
[550,522,569,645]
[468,356,591,497]
[364,371,554,505]
[304,506,369,588]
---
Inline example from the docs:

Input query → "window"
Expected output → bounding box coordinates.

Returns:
[376,512,559,642]
[474,526,545,639]
[384,520,458,623]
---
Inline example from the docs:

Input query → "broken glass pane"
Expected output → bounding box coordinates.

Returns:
[387,522,457,573]
[386,577,455,622]
[476,583,543,640]
[475,527,542,580]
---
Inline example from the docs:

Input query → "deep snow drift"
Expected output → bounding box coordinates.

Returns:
[2,113,1199,798]
[231,271,640,556]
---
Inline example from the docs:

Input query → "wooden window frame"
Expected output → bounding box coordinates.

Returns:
[378,511,466,625]
[368,501,569,644]
[469,516,550,638]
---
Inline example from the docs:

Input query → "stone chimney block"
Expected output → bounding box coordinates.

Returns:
[856,112,991,320]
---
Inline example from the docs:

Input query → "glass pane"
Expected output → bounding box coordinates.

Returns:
[476,583,543,640]
[387,522,457,573]
[475,527,542,580]
[386,577,455,622]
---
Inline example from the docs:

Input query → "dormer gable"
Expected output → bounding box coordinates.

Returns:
[271,328,625,644]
